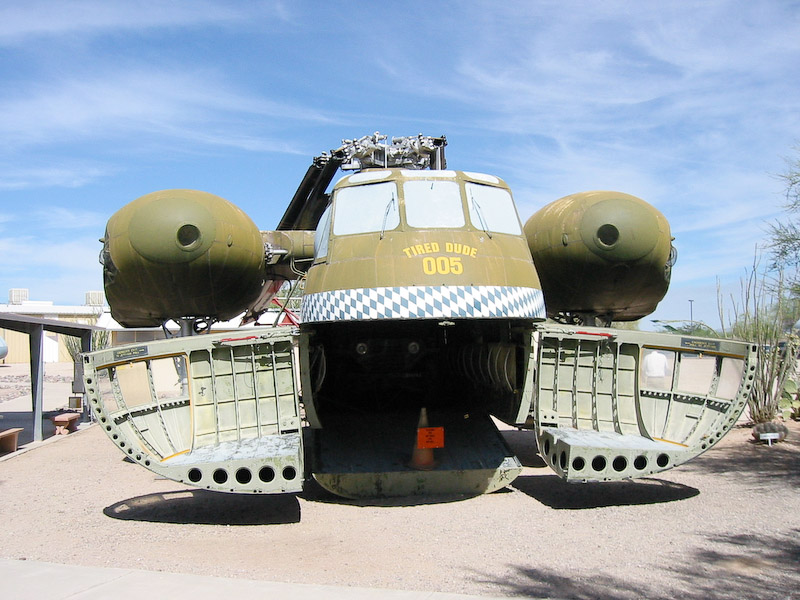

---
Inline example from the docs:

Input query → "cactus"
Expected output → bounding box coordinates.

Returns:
[780,379,800,421]
[751,421,789,443]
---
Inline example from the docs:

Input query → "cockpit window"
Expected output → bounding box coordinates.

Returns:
[465,183,522,235]
[314,204,332,258]
[403,180,465,228]
[332,182,399,236]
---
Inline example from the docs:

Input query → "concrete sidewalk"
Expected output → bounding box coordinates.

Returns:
[0,558,513,600]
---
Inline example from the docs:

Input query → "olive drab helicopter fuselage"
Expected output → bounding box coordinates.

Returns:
[84,134,756,499]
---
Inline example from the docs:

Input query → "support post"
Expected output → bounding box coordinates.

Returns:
[74,330,93,417]
[29,324,44,442]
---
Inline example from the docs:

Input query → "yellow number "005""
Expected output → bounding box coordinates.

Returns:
[422,256,463,275]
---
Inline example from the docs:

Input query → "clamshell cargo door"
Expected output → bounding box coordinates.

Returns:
[532,325,757,482]
[83,327,305,494]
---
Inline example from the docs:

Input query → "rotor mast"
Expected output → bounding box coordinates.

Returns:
[278,133,446,231]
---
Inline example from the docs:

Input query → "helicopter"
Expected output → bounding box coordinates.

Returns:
[83,133,756,498]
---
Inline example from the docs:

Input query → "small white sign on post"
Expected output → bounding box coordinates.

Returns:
[759,432,781,446]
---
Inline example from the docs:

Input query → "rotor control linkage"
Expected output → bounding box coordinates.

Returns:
[278,133,446,231]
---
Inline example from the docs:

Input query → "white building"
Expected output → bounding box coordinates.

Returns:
[1,288,295,363]
[0,289,105,363]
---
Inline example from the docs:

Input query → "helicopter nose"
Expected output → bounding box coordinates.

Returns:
[579,195,659,262]
[128,192,216,264]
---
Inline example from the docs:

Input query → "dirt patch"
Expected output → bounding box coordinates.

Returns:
[0,363,73,404]
[0,420,798,599]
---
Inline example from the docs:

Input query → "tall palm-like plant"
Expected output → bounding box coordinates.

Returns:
[718,262,798,423]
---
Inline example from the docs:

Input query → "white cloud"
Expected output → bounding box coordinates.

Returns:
[0,209,105,274]
[0,69,334,153]
[0,164,111,190]
[381,1,800,160]
[155,128,311,155]
[0,233,103,305]
[0,1,286,43]
[31,207,107,230]
[0,0,797,327]
[409,4,800,321]
[0,234,100,268]
[632,1,800,77]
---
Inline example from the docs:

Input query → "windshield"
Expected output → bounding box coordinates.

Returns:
[465,183,522,235]
[403,180,465,228]
[314,204,332,258]
[332,182,399,236]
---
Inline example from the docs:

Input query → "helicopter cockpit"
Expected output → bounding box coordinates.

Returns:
[314,170,523,257]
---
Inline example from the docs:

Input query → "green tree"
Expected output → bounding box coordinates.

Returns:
[653,320,719,337]
[713,150,800,423]
[609,320,641,331]
[718,255,799,423]
[63,330,110,361]
[768,148,800,292]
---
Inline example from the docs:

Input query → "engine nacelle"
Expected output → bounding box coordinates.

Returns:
[101,189,266,327]
[524,191,675,323]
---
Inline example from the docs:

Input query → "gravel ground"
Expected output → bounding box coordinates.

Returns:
[0,371,72,403]
[1,413,798,599]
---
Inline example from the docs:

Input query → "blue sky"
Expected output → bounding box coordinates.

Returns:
[1,1,799,330]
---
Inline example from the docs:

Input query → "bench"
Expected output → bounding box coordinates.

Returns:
[51,412,81,435]
[0,428,24,454]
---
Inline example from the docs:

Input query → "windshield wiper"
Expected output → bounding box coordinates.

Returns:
[469,192,493,239]
[380,192,396,239]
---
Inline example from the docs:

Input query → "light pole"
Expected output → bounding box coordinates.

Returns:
[689,299,694,325]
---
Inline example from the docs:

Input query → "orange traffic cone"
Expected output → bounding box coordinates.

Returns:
[409,407,437,470]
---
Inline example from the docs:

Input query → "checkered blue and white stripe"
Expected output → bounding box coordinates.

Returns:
[301,285,546,323]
